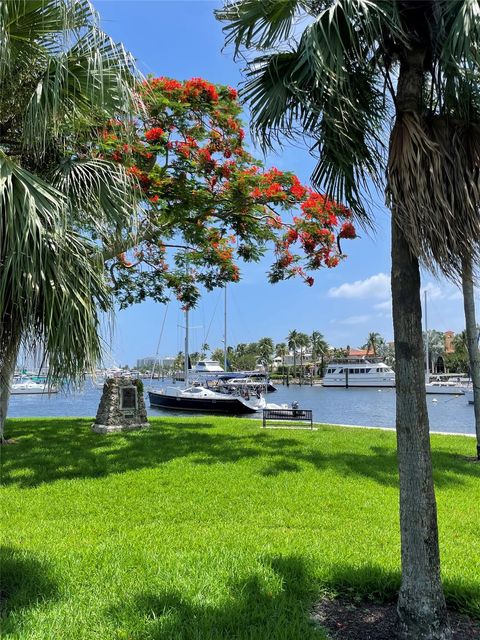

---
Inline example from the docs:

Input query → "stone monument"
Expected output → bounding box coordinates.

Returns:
[92,377,149,434]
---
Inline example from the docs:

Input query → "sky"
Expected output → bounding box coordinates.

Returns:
[96,0,478,367]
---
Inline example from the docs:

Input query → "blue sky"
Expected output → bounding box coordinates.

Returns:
[96,1,477,366]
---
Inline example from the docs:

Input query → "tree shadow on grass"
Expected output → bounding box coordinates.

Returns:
[0,546,58,633]
[106,556,480,640]
[107,555,326,640]
[2,418,478,490]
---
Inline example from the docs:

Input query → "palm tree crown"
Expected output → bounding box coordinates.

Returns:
[1,0,138,385]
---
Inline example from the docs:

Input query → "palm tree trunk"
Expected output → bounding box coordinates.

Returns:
[392,219,450,640]
[392,49,451,640]
[461,253,480,460]
[0,333,21,443]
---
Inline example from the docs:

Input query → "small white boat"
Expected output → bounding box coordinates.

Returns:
[466,389,474,404]
[425,381,465,395]
[11,379,57,395]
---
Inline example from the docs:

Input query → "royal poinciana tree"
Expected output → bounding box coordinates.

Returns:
[100,77,357,309]
[1,64,357,440]
[216,1,480,639]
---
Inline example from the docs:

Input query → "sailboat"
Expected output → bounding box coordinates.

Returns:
[148,287,266,414]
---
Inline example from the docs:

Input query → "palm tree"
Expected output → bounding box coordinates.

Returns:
[364,332,383,357]
[460,258,480,459]
[295,332,311,384]
[256,337,274,374]
[217,3,480,637]
[0,0,137,441]
[287,330,299,379]
[275,342,288,382]
[311,331,328,380]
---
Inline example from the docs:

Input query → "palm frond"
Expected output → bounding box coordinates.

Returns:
[0,0,96,79]
[242,52,301,145]
[242,52,386,218]
[216,0,310,55]
[0,152,110,383]
[439,0,480,69]
[52,157,139,243]
[23,25,138,156]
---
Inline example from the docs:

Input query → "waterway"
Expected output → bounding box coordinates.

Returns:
[8,380,475,436]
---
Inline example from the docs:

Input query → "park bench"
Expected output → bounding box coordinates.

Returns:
[262,408,314,430]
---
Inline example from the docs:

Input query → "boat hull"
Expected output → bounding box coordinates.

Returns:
[322,381,395,388]
[148,391,258,414]
[425,384,465,395]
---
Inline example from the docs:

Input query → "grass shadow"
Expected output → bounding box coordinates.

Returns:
[0,546,58,632]
[2,418,478,490]
[107,556,480,639]
[107,555,326,640]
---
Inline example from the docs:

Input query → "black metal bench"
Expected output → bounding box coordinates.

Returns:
[262,408,313,429]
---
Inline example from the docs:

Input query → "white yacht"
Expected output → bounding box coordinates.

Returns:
[194,360,224,373]
[11,378,58,395]
[323,358,395,387]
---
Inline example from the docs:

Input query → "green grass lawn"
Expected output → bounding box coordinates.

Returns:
[1,417,479,640]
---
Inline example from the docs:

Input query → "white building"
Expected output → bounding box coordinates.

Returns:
[136,356,176,370]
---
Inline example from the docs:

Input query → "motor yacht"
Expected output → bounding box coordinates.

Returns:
[323,359,395,387]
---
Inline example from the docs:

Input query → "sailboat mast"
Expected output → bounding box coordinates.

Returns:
[224,285,228,372]
[424,290,429,379]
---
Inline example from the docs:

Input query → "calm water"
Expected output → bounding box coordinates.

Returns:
[8,380,475,435]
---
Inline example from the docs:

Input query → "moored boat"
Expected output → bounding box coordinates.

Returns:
[11,378,58,395]
[323,358,395,388]
[148,385,265,414]
[425,381,465,395]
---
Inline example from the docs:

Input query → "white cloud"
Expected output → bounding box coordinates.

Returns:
[421,282,444,300]
[374,300,392,311]
[337,315,372,325]
[328,273,390,300]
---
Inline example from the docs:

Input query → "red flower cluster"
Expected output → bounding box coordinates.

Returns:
[290,176,307,199]
[184,78,219,102]
[339,221,356,239]
[198,148,215,166]
[145,127,165,143]
[127,165,150,188]
[145,77,182,92]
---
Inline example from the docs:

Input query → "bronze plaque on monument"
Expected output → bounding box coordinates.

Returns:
[120,386,137,411]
